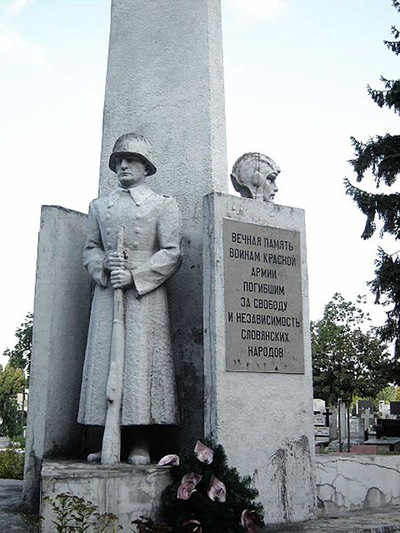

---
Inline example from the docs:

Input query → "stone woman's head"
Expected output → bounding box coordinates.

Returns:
[231,152,280,202]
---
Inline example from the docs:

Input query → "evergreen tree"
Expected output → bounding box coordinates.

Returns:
[345,0,400,361]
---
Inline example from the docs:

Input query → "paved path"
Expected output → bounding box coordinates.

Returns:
[0,480,39,532]
[1,479,400,532]
[268,506,400,532]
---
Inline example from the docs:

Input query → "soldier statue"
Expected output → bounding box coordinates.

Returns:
[231,152,280,203]
[78,133,182,465]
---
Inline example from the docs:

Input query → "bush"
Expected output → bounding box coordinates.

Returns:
[45,492,122,532]
[0,446,24,479]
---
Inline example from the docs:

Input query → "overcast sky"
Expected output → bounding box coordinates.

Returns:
[0,0,399,362]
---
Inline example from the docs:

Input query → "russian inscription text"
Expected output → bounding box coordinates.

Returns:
[223,219,304,373]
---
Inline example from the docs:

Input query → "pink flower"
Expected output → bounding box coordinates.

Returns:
[157,454,180,467]
[177,480,197,500]
[194,440,214,464]
[207,475,226,503]
[181,472,202,486]
[241,509,262,532]
[181,519,202,532]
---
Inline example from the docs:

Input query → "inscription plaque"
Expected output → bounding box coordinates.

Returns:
[223,219,304,373]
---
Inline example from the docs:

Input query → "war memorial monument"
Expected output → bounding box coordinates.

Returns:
[23,0,316,529]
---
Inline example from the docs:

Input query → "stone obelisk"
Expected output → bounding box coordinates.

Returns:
[98,0,228,444]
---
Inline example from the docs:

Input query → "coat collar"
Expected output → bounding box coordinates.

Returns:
[107,184,153,207]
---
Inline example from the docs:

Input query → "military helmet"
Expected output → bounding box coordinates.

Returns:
[109,133,157,176]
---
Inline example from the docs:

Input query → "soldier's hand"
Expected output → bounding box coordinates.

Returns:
[104,252,126,271]
[110,269,133,290]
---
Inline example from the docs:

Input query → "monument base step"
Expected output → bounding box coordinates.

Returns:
[41,460,172,532]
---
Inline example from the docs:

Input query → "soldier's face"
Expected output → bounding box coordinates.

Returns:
[116,156,147,188]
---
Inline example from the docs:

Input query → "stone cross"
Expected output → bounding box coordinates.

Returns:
[325,408,333,427]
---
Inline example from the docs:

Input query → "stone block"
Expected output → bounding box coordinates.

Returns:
[23,206,91,511]
[0,437,11,450]
[41,461,172,532]
[203,192,316,524]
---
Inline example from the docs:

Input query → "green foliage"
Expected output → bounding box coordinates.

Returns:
[312,293,394,406]
[376,385,397,403]
[0,364,26,438]
[3,312,33,379]
[369,248,400,363]
[162,440,263,533]
[345,1,400,361]
[375,384,400,410]
[347,135,400,188]
[0,446,24,480]
[385,23,400,54]
[45,493,122,533]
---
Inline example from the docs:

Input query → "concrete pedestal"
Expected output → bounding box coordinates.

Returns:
[203,193,316,524]
[41,461,172,532]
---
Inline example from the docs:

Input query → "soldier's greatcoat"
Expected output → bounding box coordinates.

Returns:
[78,183,182,426]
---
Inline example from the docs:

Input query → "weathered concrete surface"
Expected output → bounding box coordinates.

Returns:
[99,0,226,196]
[23,206,91,512]
[99,0,228,446]
[203,193,315,524]
[316,455,400,515]
[40,461,172,532]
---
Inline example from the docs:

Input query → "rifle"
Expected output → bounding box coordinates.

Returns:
[101,226,125,465]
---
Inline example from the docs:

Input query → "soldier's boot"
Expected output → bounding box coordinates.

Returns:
[128,434,150,465]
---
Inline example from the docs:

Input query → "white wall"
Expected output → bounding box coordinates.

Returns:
[316,455,400,515]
